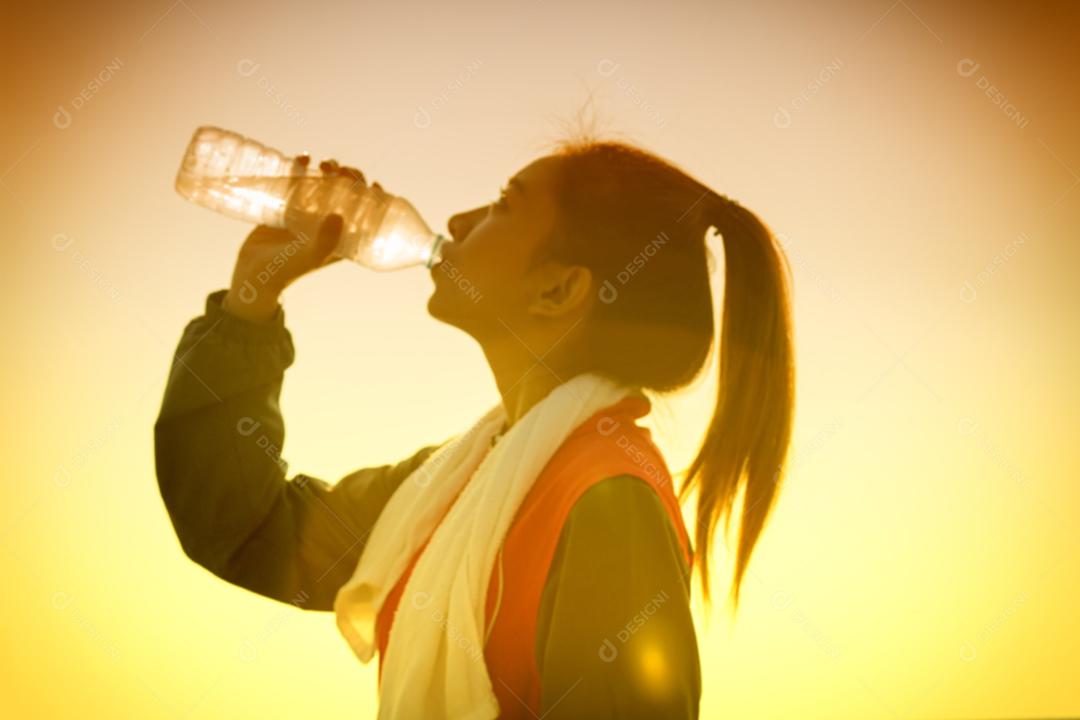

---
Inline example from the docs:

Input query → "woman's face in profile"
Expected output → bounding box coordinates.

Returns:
[427,155,564,339]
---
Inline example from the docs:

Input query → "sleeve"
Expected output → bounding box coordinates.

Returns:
[533,474,701,719]
[153,288,444,611]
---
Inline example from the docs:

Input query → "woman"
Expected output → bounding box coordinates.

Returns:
[154,131,795,719]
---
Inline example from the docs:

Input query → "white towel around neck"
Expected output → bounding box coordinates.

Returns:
[333,371,640,719]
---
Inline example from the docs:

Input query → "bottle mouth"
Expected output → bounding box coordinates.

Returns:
[426,234,449,269]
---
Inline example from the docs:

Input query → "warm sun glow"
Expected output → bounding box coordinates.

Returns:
[3,1,1077,718]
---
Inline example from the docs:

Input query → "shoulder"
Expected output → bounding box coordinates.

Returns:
[566,474,681,544]
[553,473,690,584]
[572,473,665,510]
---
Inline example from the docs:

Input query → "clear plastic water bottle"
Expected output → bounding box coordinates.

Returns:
[174,125,448,271]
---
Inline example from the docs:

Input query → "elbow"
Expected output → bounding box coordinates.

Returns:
[164,510,234,577]
[154,444,233,576]
[154,424,211,553]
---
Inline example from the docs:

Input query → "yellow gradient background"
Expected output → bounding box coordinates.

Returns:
[2,0,1078,717]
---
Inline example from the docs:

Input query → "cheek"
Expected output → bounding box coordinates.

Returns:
[459,241,531,304]
[434,248,508,316]
[474,259,526,311]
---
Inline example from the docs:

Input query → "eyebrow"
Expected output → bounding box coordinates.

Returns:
[506,177,527,200]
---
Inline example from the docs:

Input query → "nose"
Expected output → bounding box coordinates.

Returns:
[447,214,465,242]
[447,205,487,244]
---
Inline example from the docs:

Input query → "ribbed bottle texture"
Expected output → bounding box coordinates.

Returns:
[175,126,447,271]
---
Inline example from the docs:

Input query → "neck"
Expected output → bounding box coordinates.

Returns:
[484,348,570,432]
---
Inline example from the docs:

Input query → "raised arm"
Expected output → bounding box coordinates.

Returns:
[154,287,443,611]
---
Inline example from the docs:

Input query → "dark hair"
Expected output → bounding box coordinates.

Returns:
[539,131,795,614]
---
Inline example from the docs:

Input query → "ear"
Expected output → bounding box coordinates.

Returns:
[528,264,593,318]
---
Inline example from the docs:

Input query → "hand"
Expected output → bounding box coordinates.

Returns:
[283,157,381,246]
[222,156,368,322]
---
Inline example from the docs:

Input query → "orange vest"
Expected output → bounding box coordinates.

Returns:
[374,394,693,718]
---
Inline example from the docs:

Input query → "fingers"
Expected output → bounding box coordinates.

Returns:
[290,153,311,176]
[339,166,365,187]
[287,154,311,195]
[319,158,366,188]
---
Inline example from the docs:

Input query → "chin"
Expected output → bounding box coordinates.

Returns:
[427,291,483,339]
[425,289,444,320]
[426,288,457,325]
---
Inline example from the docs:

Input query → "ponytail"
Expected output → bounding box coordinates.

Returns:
[542,131,796,615]
[678,192,796,614]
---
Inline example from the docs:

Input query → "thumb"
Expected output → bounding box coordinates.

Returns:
[315,213,344,262]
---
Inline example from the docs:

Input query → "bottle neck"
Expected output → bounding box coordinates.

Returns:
[426,233,450,269]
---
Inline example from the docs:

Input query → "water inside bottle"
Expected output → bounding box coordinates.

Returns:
[175,172,299,226]
[176,170,442,270]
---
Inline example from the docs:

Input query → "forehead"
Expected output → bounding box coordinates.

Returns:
[509,155,562,203]
[507,156,562,264]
